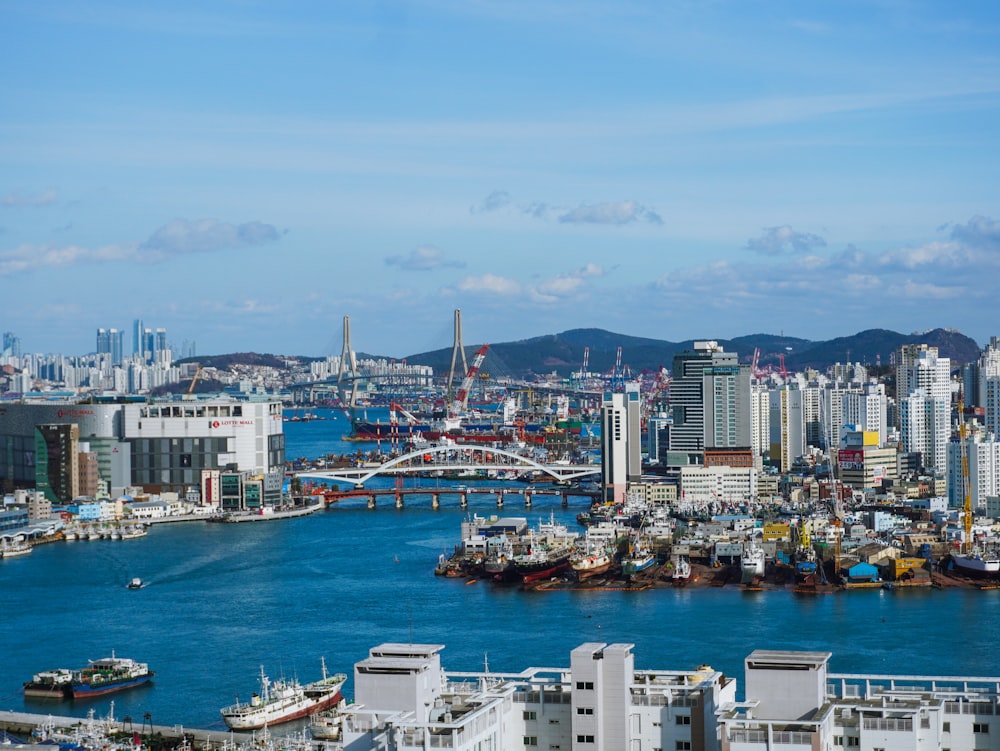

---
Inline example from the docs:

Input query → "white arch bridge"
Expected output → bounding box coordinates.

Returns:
[297,443,601,487]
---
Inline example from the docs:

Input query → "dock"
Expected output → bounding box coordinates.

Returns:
[0,709,254,747]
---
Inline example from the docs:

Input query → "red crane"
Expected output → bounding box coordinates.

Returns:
[451,344,489,416]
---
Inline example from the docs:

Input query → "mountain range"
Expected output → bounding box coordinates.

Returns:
[400,327,982,379]
[182,327,982,382]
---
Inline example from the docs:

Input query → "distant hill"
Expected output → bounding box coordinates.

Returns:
[403,328,982,379]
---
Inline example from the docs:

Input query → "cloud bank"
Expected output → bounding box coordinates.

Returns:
[0,217,281,275]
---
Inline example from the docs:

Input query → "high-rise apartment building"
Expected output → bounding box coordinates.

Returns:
[979,336,1000,437]
[896,347,951,474]
[96,327,124,366]
[768,386,805,472]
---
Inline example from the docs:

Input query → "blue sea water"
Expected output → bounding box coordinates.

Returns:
[2,407,1000,730]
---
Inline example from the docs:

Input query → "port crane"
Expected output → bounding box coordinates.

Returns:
[450,344,489,417]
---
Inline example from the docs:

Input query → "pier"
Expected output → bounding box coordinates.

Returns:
[0,710,257,749]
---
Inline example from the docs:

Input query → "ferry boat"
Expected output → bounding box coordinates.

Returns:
[221,659,346,730]
[23,668,74,699]
[71,654,154,698]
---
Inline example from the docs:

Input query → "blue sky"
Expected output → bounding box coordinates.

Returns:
[2,1,999,358]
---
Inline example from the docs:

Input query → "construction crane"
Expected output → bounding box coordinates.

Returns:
[959,394,973,554]
[451,344,489,417]
[186,366,203,397]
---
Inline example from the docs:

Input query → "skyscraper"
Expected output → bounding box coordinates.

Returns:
[132,318,143,357]
[668,341,751,465]
[96,328,124,366]
[600,385,642,502]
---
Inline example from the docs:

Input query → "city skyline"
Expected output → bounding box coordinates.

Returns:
[2,2,999,357]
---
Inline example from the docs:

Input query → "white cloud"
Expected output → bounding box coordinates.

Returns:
[385,245,465,271]
[457,273,521,295]
[0,243,133,276]
[558,200,663,225]
[0,217,280,275]
[139,218,281,257]
[746,225,827,255]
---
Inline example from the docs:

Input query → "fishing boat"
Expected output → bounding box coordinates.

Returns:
[1,539,32,558]
[570,544,612,580]
[23,668,74,699]
[740,541,765,585]
[950,549,1000,578]
[221,659,346,730]
[483,537,515,578]
[309,699,347,740]
[620,533,656,577]
[670,555,692,587]
[71,653,154,698]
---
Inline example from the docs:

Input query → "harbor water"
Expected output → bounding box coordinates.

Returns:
[2,408,1000,730]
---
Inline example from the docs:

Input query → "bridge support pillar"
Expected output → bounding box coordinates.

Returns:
[367,495,376,509]
[395,493,404,509]
[460,493,468,509]
[562,493,569,507]
[524,492,532,508]
[496,492,504,509]
[431,493,440,510]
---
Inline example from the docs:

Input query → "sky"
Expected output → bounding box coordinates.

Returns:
[2,1,1000,359]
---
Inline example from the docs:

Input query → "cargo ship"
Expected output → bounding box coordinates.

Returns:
[71,654,154,698]
[221,659,346,730]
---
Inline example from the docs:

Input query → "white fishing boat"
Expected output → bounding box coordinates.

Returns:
[1,539,32,558]
[951,549,1000,578]
[308,699,347,740]
[740,540,765,585]
[221,659,346,730]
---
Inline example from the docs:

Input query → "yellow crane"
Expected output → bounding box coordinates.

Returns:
[186,366,203,397]
[958,395,973,554]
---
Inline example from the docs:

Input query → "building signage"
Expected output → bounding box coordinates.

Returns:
[57,409,95,418]
[839,449,865,471]
[210,420,255,428]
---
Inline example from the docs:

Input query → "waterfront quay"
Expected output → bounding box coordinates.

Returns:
[0,710,257,749]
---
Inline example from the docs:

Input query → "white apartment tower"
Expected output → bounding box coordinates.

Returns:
[842,382,888,446]
[897,346,951,474]
[947,431,1000,512]
[980,336,1000,437]
[769,386,806,472]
